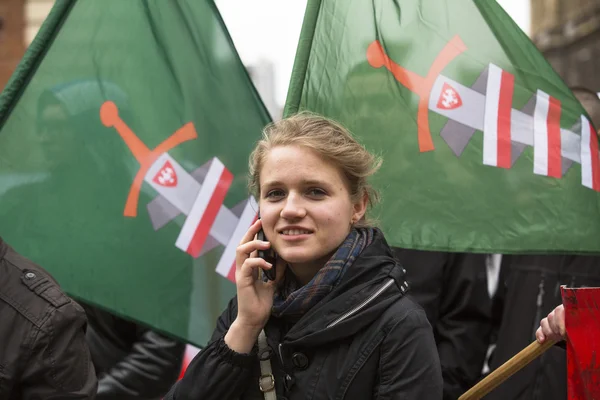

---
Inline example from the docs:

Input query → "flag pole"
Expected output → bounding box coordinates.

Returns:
[458,339,557,400]
[0,0,76,129]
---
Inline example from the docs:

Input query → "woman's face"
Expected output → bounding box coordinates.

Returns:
[259,145,367,274]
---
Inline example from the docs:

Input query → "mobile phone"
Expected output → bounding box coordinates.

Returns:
[257,215,277,280]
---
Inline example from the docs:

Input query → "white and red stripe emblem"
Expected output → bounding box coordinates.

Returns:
[215,196,258,282]
[580,116,600,191]
[175,158,233,257]
[152,160,178,187]
[533,90,562,178]
[437,82,463,110]
[483,63,514,169]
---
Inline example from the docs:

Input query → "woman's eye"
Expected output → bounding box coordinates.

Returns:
[266,190,285,199]
[307,188,326,197]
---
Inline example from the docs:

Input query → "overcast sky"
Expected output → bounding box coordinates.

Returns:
[215,0,530,107]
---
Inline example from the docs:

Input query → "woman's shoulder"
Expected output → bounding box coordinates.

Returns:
[380,293,431,333]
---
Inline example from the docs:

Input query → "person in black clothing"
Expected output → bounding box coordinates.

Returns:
[166,113,442,399]
[82,305,185,400]
[485,254,600,400]
[392,249,493,400]
[0,238,97,399]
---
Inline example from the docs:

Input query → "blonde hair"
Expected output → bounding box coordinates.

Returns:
[249,112,382,227]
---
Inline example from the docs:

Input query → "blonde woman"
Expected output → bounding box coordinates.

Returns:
[167,113,442,399]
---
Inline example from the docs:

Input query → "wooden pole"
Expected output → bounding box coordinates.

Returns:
[458,339,557,400]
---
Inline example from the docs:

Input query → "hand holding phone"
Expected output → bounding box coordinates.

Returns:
[257,217,277,280]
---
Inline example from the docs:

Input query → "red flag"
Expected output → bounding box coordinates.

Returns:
[562,286,600,399]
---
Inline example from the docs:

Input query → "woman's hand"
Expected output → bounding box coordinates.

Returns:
[225,219,285,353]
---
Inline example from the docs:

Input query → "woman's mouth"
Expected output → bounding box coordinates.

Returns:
[281,229,312,236]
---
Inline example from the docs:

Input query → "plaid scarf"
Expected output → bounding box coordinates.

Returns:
[271,227,375,318]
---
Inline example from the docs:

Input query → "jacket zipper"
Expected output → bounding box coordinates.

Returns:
[326,278,395,328]
[278,343,284,365]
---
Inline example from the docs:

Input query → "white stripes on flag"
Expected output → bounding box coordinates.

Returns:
[483,64,514,169]
[215,196,258,282]
[580,116,600,191]
[533,90,562,178]
[175,158,233,257]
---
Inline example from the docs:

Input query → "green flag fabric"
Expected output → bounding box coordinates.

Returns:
[0,0,270,346]
[286,0,600,254]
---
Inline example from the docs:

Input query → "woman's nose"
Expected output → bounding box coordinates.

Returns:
[280,194,306,219]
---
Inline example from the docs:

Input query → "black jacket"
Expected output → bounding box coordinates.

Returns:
[392,249,492,400]
[485,254,600,400]
[166,230,443,400]
[82,305,186,400]
[0,238,97,399]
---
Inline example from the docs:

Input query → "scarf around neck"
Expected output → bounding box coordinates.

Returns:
[271,227,375,318]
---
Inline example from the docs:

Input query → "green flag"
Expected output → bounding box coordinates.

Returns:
[0,0,271,346]
[286,0,600,254]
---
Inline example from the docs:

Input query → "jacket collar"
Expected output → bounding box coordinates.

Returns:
[275,229,408,346]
